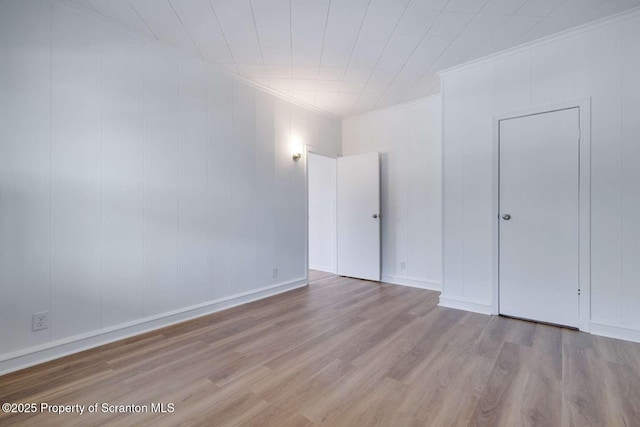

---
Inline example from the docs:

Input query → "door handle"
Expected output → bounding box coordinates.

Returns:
[372,214,378,219]
[502,214,511,220]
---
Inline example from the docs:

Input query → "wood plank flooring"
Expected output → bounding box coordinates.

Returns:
[1,271,640,426]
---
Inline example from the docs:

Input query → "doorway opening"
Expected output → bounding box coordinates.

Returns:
[307,151,337,284]
[306,151,381,285]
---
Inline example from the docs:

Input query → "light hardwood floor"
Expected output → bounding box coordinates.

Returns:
[1,272,640,426]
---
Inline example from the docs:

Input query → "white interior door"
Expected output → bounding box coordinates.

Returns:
[499,108,580,328]
[337,152,380,281]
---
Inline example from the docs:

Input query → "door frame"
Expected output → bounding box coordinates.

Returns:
[491,98,591,332]
[304,146,340,282]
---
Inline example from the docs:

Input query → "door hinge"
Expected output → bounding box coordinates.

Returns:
[578,128,581,141]
[578,288,581,296]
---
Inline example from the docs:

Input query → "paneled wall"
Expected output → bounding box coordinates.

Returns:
[440,10,640,341]
[0,0,341,372]
[342,97,442,290]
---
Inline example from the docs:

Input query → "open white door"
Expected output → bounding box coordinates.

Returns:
[337,152,380,281]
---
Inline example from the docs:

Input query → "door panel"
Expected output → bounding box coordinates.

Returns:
[499,108,580,327]
[337,152,380,281]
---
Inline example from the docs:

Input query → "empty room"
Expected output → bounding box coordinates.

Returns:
[1,0,640,425]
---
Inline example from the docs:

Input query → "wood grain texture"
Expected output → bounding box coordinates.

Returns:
[1,271,640,426]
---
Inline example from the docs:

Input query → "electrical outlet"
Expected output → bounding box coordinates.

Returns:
[272,267,278,278]
[32,312,49,331]
[400,261,406,270]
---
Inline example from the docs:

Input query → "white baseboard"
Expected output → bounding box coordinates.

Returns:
[381,274,442,291]
[590,321,640,344]
[0,278,307,376]
[438,296,492,315]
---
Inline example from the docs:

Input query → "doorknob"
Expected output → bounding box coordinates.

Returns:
[372,214,378,219]
[502,214,511,220]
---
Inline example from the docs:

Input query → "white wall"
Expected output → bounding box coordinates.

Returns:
[342,97,442,290]
[308,153,337,273]
[0,0,341,373]
[440,9,640,342]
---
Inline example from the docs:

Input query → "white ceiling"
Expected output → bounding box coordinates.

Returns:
[69,0,640,117]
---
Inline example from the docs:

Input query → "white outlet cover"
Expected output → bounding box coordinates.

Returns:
[32,312,49,331]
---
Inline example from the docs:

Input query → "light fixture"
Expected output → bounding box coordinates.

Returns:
[291,134,303,161]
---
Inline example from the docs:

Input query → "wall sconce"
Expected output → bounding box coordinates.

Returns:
[291,134,303,161]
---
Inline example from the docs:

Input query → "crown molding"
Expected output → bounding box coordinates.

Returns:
[344,93,441,120]
[439,5,640,77]
[51,0,340,121]
[213,67,340,120]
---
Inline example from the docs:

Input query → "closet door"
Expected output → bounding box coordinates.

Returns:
[499,108,580,328]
